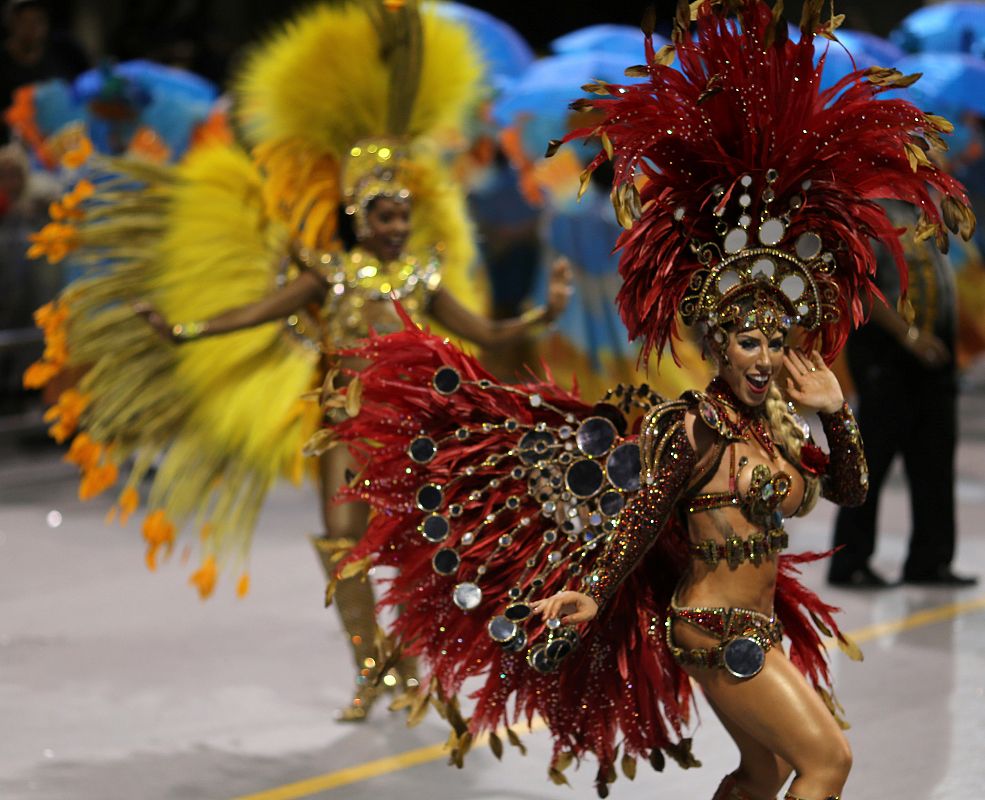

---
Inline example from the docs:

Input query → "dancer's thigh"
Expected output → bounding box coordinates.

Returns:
[685,647,846,773]
[706,693,791,781]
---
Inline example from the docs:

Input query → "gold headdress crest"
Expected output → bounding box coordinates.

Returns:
[679,170,837,340]
[342,138,412,230]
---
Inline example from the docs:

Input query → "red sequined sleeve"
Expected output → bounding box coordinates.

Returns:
[585,413,696,608]
[818,402,868,507]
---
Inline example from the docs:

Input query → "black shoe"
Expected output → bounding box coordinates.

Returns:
[828,564,895,589]
[902,566,979,587]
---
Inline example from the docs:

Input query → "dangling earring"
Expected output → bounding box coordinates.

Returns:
[712,327,729,366]
[353,211,371,242]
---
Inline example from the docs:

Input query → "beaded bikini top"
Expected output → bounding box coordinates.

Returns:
[686,444,795,522]
[288,245,442,350]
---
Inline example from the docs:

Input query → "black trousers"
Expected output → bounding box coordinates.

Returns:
[829,328,958,578]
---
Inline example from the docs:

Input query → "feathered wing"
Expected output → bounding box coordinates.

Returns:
[29,143,320,587]
[328,312,851,791]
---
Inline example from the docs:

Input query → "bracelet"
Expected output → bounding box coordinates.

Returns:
[171,320,209,341]
[519,306,550,331]
[905,325,920,343]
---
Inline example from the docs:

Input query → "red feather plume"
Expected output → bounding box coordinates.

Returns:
[563,0,974,363]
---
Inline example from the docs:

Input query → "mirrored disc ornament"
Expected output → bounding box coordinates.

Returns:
[432,366,461,395]
[780,274,806,302]
[606,443,642,492]
[433,548,460,575]
[599,490,626,517]
[505,602,532,621]
[722,636,766,678]
[488,615,519,643]
[504,628,528,653]
[416,483,444,512]
[751,258,775,279]
[526,643,556,673]
[566,459,605,498]
[408,436,437,464]
[717,269,741,294]
[795,231,822,260]
[758,218,787,246]
[453,581,483,610]
[575,417,617,457]
[723,228,748,254]
[545,626,579,661]
[421,514,450,542]
[518,431,557,465]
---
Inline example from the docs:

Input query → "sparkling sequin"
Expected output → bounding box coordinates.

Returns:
[818,403,868,506]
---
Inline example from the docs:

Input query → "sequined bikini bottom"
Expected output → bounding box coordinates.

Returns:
[664,595,783,679]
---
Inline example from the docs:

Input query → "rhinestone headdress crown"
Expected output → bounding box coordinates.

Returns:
[342,138,412,222]
[679,169,838,337]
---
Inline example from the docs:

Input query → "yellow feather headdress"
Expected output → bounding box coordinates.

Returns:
[234,0,483,250]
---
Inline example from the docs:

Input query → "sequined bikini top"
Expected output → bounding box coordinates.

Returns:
[686,443,794,522]
[288,245,442,350]
[683,379,799,525]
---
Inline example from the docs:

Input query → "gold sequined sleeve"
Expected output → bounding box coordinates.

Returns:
[818,402,868,507]
[585,412,696,608]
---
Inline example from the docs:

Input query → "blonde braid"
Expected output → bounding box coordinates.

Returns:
[765,384,820,515]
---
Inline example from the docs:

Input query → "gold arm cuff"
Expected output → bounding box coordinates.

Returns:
[171,320,209,341]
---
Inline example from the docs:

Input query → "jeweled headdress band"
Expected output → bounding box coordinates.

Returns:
[342,139,412,234]
[679,170,838,340]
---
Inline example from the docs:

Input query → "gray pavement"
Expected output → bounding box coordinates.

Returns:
[1,391,984,799]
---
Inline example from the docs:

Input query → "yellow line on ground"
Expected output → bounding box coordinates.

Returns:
[846,594,985,644]
[230,596,985,800]
[229,718,548,800]
[229,741,446,800]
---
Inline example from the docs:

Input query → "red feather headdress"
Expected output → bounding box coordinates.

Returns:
[556,0,975,363]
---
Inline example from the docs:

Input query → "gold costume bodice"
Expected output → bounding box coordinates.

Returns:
[288,246,442,352]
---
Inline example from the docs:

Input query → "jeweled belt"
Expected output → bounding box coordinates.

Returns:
[690,528,789,568]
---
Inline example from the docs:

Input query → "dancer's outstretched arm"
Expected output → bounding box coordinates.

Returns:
[429,257,572,348]
[135,271,326,342]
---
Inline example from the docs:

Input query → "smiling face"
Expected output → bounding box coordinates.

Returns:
[359,196,411,262]
[719,327,786,406]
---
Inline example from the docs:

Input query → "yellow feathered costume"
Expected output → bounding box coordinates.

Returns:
[26,0,484,595]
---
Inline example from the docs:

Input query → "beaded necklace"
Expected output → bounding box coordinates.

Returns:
[704,377,777,459]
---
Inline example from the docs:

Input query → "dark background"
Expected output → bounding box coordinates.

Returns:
[33,0,929,86]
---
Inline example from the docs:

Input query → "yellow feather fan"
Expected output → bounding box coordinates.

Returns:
[54,144,319,582]
[235,2,482,155]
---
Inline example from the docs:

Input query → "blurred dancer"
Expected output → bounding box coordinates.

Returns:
[25,0,568,721]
